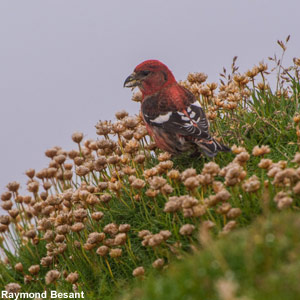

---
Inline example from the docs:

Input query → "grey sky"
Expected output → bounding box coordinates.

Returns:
[0,0,299,194]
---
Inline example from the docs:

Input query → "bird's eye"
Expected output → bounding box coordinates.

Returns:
[141,70,150,76]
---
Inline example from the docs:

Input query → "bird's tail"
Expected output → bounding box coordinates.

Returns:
[195,138,231,157]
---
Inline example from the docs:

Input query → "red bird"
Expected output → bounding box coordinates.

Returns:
[124,60,230,157]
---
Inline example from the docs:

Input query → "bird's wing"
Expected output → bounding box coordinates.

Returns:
[142,96,211,141]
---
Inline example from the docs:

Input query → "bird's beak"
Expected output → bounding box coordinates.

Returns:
[123,72,139,88]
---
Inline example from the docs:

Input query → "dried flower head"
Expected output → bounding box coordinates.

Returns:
[71,132,84,144]
[109,248,122,258]
[242,175,260,192]
[28,265,40,275]
[45,270,60,285]
[96,245,109,256]
[6,181,20,192]
[103,223,118,235]
[152,258,165,269]
[179,224,195,235]
[132,266,145,277]
[14,262,23,272]
[131,91,142,102]
[252,145,271,156]
[5,283,21,293]
[187,72,207,84]
[87,232,105,244]
[181,168,197,181]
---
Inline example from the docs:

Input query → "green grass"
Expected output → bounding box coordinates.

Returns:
[120,212,300,300]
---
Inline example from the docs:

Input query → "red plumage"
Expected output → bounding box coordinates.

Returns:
[124,60,230,157]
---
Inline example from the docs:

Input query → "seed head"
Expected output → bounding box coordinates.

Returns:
[123,116,139,129]
[27,181,39,193]
[95,120,112,136]
[109,248,122,258]
[167,169,180,180]
[242,175,260,192]
[54,154,66,165]
[28,265,40,275]
[179,224,195,235]
[161,184,174,195]
[45,270,60,285]
[41,256,53,267]
[103,223,118,235]
[45,147,58,158]
[114,233,127,245]
[138,230,151,239]
[71,132,84,144]
[184,176,200,190]
[0,215,10,225]
[227,208,242,219]
[293,181,300,194]
[187,72,207,84]
[258,158,273,169]
[148,176,167,190]
[131,91,142,102]
[1,201,12,211]
[9,209,19,219]
[98,182,108,191]
[231,145,246,154]
[68,149,80,159]
[91,211,104,221]
[292,153,300,164]
[115,110,129,120]
[14,262,23,272]
[182,196,198,208]
[66,272,79,284]
[122,129,134,140]
[164,200,181,213]
[152,258,165,269]
[1,191,12,201]
[158,152,172,162]
[181,168,197,181]
[87,232,105,244]
[71,222,85,233]
[183,208,193,217]
[96,245,109,256]
[100,193,112,203]
[192,204,206,217]
[148,234,164,247]
[55,225,69,235]
[202,162,220,176]
[145,189,159,198]
[132,266,145,277]
[274,191,293,209]
[217,203,232,214]
[222,220,237,234]
[25,168,35,179]
[119,224,131,233]
[6,181,20,192]
[252,145,271,156]
[43,230,55,242]
[124,139,139,153]
[131,178,146,189]
[134,154,146,164]
[5,283,21,293]
[233,151,250,165]
[159,230,171,240]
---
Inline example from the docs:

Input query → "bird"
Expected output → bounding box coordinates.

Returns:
[124,60,230,157]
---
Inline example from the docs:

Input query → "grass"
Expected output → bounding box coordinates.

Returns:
[0,40,300,299]
[120,211,300,300]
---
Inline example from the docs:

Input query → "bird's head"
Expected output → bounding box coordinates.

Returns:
[124,60,176,96]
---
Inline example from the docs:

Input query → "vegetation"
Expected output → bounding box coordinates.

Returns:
[0,39,299,299]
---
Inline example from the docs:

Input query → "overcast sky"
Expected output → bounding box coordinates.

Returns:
[0,0,299,195]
